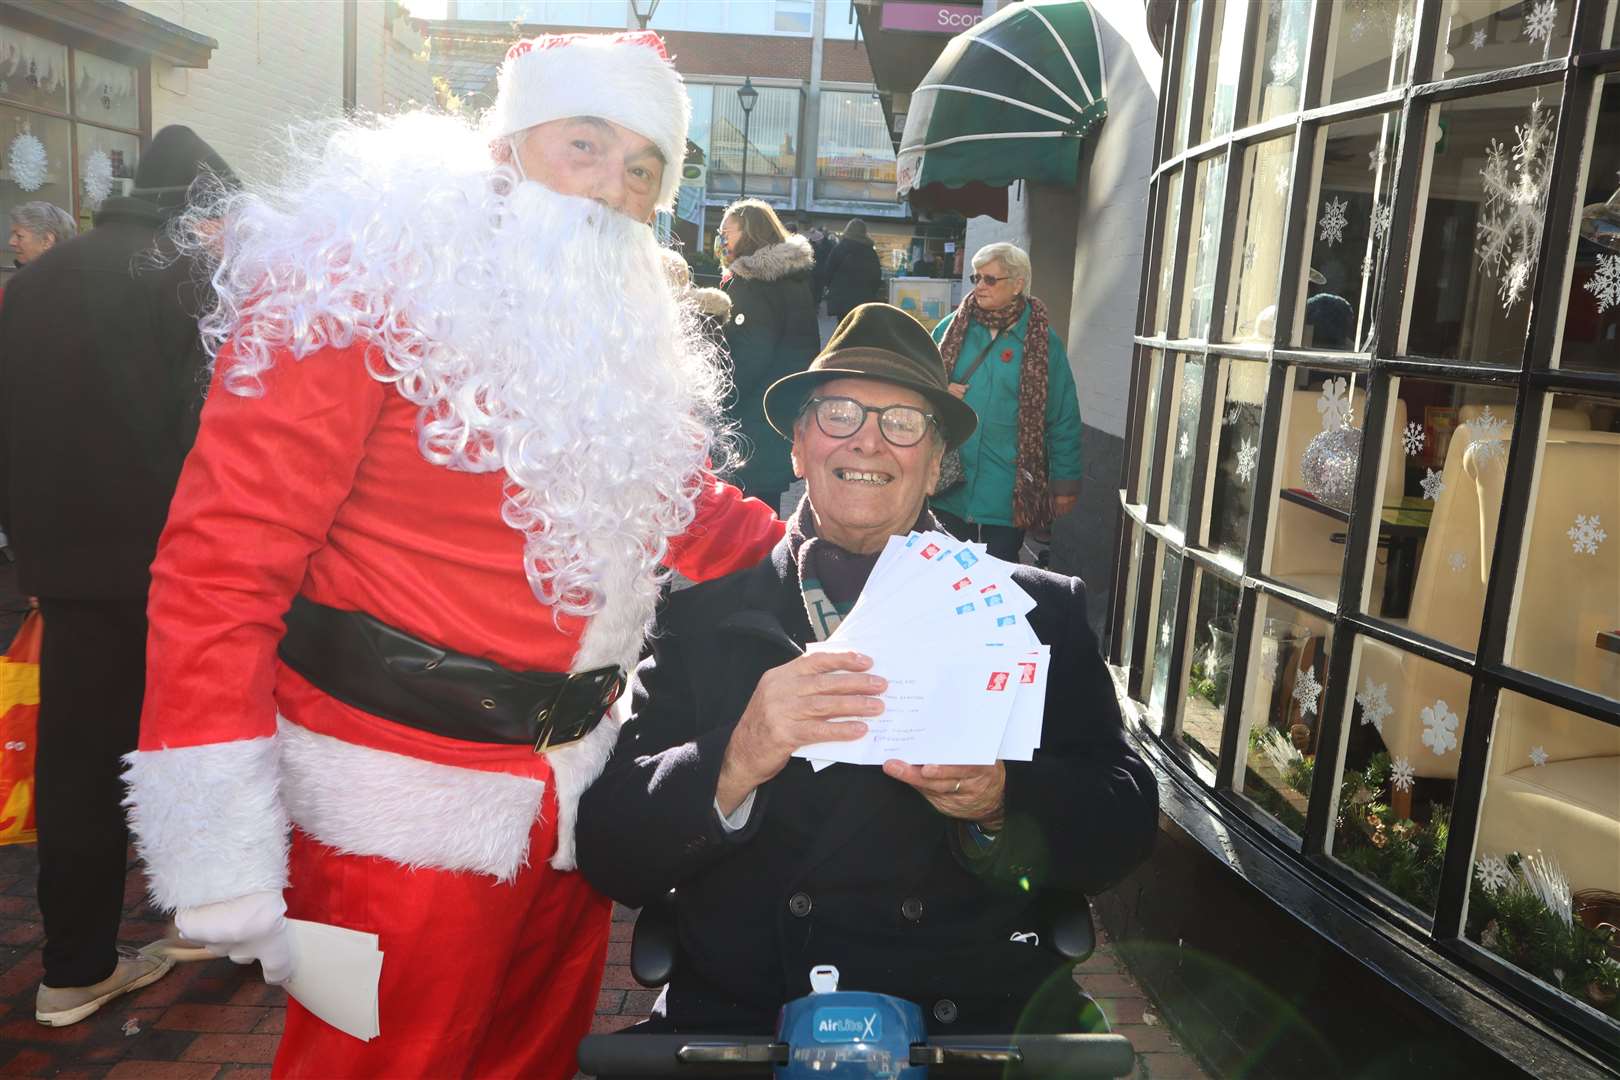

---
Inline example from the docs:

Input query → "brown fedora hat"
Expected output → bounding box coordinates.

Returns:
[763,303,978,449]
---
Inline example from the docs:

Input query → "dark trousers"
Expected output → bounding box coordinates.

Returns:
[35,597,147,987]
[933,507,1026,564]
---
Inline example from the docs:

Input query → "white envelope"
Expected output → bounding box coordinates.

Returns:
[285,919,384,1042]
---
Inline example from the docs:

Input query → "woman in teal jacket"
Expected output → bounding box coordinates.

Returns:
[930,242,1082,561]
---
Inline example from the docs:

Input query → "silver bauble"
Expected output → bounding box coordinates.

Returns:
[1300,426,1361,511]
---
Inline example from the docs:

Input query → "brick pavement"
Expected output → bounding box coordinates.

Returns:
[0,846,1210,1079]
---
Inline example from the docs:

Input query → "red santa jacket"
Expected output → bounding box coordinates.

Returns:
[124,340,783,912]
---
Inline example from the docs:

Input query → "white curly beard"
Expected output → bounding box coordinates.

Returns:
[181,113,731,622]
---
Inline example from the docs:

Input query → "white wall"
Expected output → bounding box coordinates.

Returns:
[129,1,430,182]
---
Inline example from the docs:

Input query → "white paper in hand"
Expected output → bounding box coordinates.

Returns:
[285,919,384,1042]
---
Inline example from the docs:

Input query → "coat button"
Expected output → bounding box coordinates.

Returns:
[787,892,813,918]
[932,999,958,1025]
[900,897,924,922]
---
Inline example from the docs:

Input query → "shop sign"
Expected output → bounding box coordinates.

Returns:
[879,3,986,34]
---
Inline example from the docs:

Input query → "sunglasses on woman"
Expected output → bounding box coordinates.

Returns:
[969,273,1010,286]
[801,396,937,448]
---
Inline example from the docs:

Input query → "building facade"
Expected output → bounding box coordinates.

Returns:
[1108,0,1620,1075]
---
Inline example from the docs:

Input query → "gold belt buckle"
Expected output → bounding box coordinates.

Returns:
[533,668,625,754]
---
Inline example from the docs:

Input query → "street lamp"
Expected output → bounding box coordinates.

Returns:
[737,77,759,199]
[628,0,661,30]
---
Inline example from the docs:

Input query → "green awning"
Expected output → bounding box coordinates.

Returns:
[896,0,1108,220]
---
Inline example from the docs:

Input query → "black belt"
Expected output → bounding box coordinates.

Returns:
[277,596,624,753]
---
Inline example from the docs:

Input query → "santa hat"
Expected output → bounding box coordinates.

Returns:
[486,31,689,211]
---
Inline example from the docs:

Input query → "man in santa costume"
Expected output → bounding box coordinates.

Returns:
[121,31,782,1077]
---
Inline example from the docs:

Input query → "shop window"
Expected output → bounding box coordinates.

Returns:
[1207,359,1267,562]
[1160,354,1207,535]
[1324,0,1417,105]
[1170,0,1204,155]
[74,124,138,216]
[1364,378,1519,652]
[1223,134,1294,343]
[1467,693,1620,1028]
[1247,0,1311,124]
[1436,0,1574,81]
[1181,568,1242,775]
[1330,637,1466,917]
[0,26,68,114]
[1,103,70,229]
[1292,111,1403,352]
[1177,154,1228,338]
[815,90,896,204]
[1133,349,1165,505]
[1238,593,1334,837]
[72,51,137,130]
[1152,169,1183,335]
[1506,392,1620,704]
[1261,367,1371,602]
[709,84,800,199]
[1407,85,1564,364]
[1561,76,1619,374]
[1146,547,1187,723]
[1197,0,1249,145]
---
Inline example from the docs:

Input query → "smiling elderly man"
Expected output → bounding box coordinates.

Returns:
[577,303,1157,1039]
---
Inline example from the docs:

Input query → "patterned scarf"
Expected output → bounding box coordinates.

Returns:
[936,293,1052,529]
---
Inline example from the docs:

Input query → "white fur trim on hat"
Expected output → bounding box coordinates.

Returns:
[487,31,690,210]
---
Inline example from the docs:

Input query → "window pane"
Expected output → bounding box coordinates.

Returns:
[1161,355,1207,534]
[710,85,800,198]
[1330,637,1465,917]
[1182,569,1241,772]
[0,105,72,234]
[1147,548,1187,722]
[74,124,138,223]
[1367,379,1518,653]
[72,50,138,129]
[1198,0,1249,144]
[816,90,896,204]
[1507,392,1620,704]
[1264,367,1370,601]
[1324,0,1417,105]
[1178,154,1228,338]
[1247,0,1311,124]
[1171,0,1205,155]
[1153,170,1183,335]
[686,83,714,168]
[0,26,68,114]
[1293,111,1402,352]
[774,0,812,34]
[1437,0,1573,80]
[1134,349,1165,504]
[1208,359,1267,561]
[1468,693,1620,1029]
[1408,85,1562,364]
[1239,594,1334,836]
[1561,76,1619,374]
[1223,134,1294,343]
[1119,523,1145,674]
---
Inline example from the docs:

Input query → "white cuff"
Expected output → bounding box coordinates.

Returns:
[715,789,757,833]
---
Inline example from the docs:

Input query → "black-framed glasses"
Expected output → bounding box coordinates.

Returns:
[969,273,1008,286]
[801,395,937,448]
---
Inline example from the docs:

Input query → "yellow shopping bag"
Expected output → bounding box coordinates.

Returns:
[0,610,41,845]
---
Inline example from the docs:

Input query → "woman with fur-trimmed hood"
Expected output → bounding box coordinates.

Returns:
[718,199,820,513]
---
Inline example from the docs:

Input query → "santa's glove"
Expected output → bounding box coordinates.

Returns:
[174,890,294,986]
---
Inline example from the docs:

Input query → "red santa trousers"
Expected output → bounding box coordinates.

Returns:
[273,784,611,1078]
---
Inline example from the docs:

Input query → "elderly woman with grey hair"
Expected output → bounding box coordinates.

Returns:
[929,241,1083,563]
[7,202,77,269]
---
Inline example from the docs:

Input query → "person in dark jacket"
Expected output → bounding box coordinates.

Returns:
[0,125,236,1026]
[718,198,820,515]
[823,218,884,319]
[577,304,1157,1041]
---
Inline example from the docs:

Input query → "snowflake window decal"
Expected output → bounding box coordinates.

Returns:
[1523,0,1557,45]
[1319,197,1350,248]
[1178,430,1190,458]
[1529,745,1549,767]
[1368,144,1387,175]
[1356,679,1392,733]
[1584,253,1619,315]
[1273,162,1292,197]
[1292,666,1322,718]
[1420,468,1445,501]
[1316,376,1352,430]
[1371,204,1394,240]
[1567,514,1606,555]
[1235,439,1258,484]
[1475,95,1554,311]
[1469,27,1487,50]
[1270,39,1300,85]
[1447,551,1468,574]
[1468,406,1510,466]
[1402,422,1425,456]
[1475,854,1511,891]
[1420,699,1460,756]
[1391,757,1415,793]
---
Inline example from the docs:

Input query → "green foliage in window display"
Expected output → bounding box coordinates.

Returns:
[1334,753,1448,914]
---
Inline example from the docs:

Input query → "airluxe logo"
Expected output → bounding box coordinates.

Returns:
[811,1007,882,1043]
